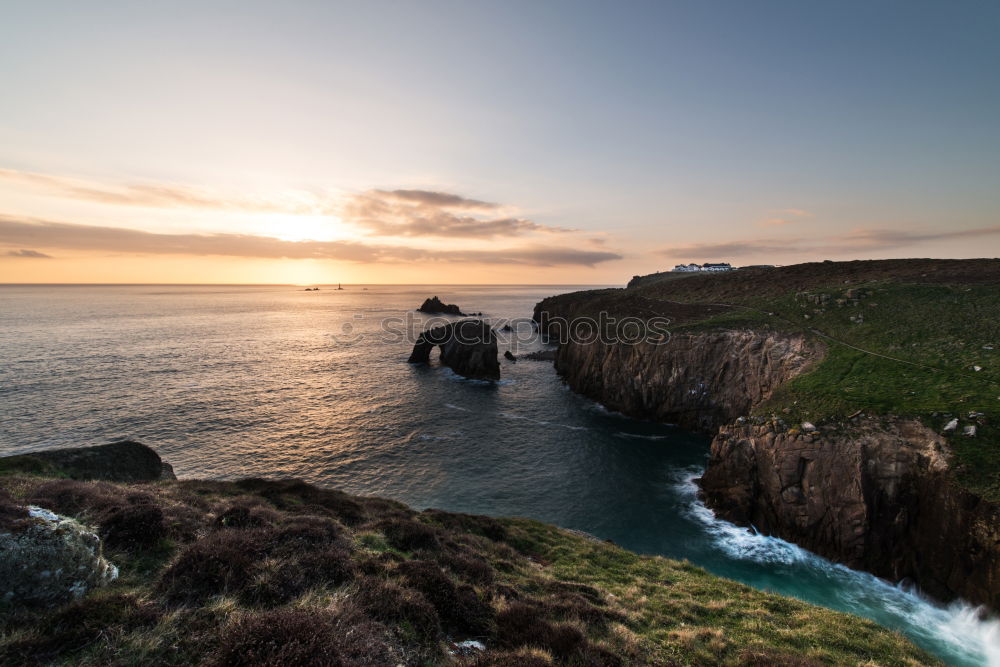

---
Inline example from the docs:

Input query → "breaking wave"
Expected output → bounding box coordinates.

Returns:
[675,468,1000,667]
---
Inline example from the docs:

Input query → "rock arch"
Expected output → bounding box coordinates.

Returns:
[407,320,500,380]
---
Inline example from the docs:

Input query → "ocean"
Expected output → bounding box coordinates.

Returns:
[1,284,997,666]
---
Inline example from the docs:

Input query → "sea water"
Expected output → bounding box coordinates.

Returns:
[1,284,997,666]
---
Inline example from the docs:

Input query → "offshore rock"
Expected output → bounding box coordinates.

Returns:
[0,504,118,608]
[700,417,1000,608]
[408,320,500,381]
[0,441,176,482]
[417,296,466,316]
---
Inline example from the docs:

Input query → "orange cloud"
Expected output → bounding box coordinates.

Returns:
[760,208,815,227]
[0,216,621,267]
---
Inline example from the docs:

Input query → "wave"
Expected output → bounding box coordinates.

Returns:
[614,432,670,441]
[673,468,1000,667]
[499,412,589,431]
[439,367,514,386]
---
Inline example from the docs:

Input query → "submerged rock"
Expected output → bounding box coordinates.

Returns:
[503,351,516,362]
[522,349,557,361]
[408,320,500,381]
[0,504,118,608]
[417,296,466,316]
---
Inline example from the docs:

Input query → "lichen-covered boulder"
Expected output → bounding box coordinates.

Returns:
[0,505,118,608]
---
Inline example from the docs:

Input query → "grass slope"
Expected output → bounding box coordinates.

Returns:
[0,473,935,666]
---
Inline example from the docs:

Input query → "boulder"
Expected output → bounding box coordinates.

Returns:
[408,320,500,380]
[417,296,466,316]
[1,502,118,608]
[0,441,175,482]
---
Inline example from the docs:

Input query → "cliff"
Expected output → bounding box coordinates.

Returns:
[534,259,1000,610]
[0,443,935,666]
[701,417,1000,609]
[553,330,823,432]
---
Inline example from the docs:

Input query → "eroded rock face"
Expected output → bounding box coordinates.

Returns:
[553,331,823,432]
[408,320,500,381]
[1,505,118,608]
[699,418,1000,608]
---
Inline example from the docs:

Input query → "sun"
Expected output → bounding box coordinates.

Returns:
[260,213,354,243]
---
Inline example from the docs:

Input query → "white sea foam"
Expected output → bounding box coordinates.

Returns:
[674,468,1000,667]
[614,432,670,441]
[439,367,514,386]
[499,412,589,431]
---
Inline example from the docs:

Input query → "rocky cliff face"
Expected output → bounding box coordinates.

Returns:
[535,292,1000,610]
[700,418,1000,608]
[553,330,823,432]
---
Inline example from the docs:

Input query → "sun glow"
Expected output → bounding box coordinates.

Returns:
[260,213,353,243]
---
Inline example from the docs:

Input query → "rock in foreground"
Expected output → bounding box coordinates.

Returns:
[0,441,175,482]
[0,501,118,608]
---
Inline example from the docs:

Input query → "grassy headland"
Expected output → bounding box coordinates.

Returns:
[0,468,935,666]
[555,259,1000,500]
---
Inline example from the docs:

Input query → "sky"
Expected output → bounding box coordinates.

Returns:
[1,0,998,284]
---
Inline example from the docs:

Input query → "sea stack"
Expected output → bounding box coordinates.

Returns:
[417,296,466,316]
[408,320,500,380]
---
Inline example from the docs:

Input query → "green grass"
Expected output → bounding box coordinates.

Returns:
[0,474,936,666]
[544,266,1000,500]
[654,281,1000,499]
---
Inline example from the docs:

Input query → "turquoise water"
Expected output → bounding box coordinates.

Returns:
[1,284,997,665]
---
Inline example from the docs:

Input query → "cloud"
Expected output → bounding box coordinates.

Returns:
[341,189,571,239]
[760,208,814,227]
[5,248,51,258]
[0,168,573,240]
[0,216,621,267]
[376,189,499,210]
[656,225,1000,259]
[0,168,326,214]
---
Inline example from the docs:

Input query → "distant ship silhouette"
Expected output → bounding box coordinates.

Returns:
[337,283,344,290]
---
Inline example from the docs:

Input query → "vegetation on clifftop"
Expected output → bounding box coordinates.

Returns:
[0,469,935,666]
[539,259,1000,500]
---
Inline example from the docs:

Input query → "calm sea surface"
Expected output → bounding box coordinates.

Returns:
[1,284,997,666]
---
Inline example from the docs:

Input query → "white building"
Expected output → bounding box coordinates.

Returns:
[672,263,702,272]
[702,262,733,272]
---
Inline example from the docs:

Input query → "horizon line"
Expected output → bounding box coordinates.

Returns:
[0,282,620,287]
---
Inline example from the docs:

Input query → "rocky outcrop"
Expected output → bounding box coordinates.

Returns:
[700,417,1000,608]
[1,503,118,608]
[0,441,176,482]
[553,331,823,432]
[417,296,466,316]
[408,320,500,381]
